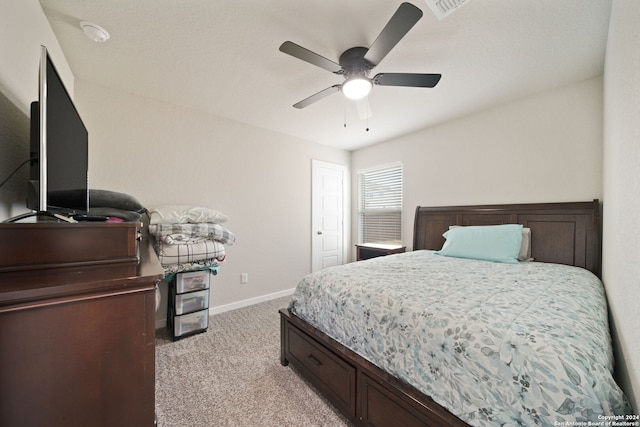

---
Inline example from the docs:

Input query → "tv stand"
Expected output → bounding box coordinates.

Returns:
[0,222,163,426]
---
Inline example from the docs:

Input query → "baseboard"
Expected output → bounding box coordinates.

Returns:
[155,287,296,329]
[208,288,296,315]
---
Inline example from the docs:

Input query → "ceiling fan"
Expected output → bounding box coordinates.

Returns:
[279,2,441,110]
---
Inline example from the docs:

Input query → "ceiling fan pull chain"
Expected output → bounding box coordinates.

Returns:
[344,99,347,128]
[366,99,370,132]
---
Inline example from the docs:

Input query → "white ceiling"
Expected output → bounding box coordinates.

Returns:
[39,0,612,151]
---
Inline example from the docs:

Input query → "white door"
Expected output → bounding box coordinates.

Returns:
[312,160,346,272]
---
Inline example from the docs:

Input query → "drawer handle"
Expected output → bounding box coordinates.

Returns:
[306,354,322,366]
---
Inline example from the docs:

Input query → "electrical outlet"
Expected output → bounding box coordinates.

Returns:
[241,273,248,284]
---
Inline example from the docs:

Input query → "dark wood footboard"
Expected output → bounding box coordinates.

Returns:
[280,308,470,427]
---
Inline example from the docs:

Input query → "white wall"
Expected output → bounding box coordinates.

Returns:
[603,0,640,413]
[73,80,350,323]
[0,0,74,219]
[351,77,604,253]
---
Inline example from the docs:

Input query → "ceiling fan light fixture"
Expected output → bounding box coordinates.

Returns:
[342,77,372,100]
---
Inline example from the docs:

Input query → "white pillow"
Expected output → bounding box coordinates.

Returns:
[148,205,228,225]
[519,227,532,261]
[448,225,532,261]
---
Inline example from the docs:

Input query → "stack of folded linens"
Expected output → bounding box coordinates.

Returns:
[147,205,236,275]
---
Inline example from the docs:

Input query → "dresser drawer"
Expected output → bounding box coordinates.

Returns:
[286,326,356,418]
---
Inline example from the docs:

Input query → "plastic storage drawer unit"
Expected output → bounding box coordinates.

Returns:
[168,270,212,340]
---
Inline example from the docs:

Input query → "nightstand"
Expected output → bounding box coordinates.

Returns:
[356,243,406,261]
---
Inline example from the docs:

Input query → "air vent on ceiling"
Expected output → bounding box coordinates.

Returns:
[424,0,472,20]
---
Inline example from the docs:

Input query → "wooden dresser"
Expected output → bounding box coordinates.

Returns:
[0,222,163,426]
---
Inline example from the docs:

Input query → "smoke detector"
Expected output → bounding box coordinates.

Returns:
[424,0,472,20]
[80,21,110,43]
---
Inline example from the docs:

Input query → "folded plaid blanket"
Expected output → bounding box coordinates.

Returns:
[149,223,235,245]
[154,239,226,265]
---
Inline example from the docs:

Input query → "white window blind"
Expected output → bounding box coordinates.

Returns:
[358,164,403,244]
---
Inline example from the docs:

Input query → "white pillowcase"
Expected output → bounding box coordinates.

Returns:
[148,205,229,225]
[519,227,532,261]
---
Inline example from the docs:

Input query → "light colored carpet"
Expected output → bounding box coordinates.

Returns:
[155,296,351,427]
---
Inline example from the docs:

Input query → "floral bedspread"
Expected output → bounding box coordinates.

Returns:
[289,250,630,426]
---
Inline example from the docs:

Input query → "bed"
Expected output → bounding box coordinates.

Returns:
[280,200,630,426]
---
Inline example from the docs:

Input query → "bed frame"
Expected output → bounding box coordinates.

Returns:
[280,200,601,426]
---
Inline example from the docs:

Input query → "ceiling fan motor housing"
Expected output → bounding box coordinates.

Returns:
[339,47,373,78]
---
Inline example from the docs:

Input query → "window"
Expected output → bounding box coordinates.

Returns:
[358,163,403,244]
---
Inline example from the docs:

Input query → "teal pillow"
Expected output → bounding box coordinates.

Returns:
[435,224,523,264]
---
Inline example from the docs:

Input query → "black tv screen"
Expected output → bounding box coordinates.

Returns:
[27,46,89,213]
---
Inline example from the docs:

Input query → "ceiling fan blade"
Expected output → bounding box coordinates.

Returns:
[279,41,343,74]
[363,2,423,67]
[293,85,342,109]
[355,97,373,120]
[374,73,441,88]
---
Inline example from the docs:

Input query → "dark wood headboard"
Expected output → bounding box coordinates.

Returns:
[413,200,601,277]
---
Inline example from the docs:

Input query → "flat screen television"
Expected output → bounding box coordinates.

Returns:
[26,46,89,214]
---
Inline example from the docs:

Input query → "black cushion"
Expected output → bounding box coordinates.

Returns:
[89,189,145,213]
[88,207,142,222]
